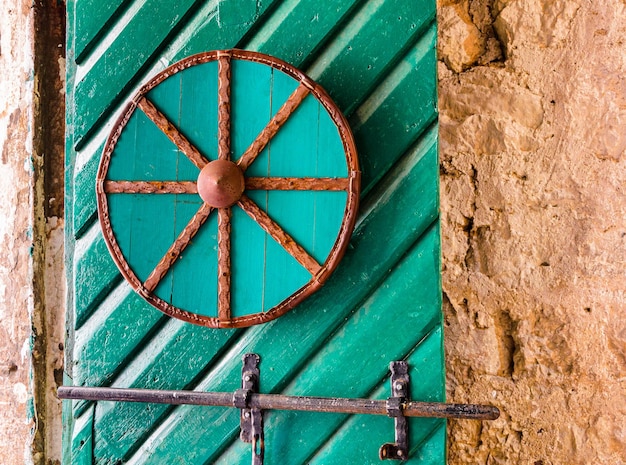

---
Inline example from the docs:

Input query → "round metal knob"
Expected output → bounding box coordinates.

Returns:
[197,159,245,208]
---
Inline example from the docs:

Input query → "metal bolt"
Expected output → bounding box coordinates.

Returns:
[394,382,404,392]
[244,411,251,418]
[244,374,252,382]
[397,450,404,457]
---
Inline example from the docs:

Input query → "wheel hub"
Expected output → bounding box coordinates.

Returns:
[197,159,245,208]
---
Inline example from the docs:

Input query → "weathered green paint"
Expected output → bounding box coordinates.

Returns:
[65,1,443,464]
[73,0,129,61]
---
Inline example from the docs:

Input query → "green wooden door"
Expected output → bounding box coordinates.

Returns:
[64,1,442,464]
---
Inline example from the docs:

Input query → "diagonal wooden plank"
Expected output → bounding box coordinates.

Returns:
[72,0,202,148]
[91,317,241,463]
[306,0,436,115]
[242,0,363,68]
[73,230,123,329]
[73,284,165,389]
[73,0,130,61]
[305,327,446,464]
[350,24,437,195]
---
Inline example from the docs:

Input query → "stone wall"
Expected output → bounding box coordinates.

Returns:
[0,1,36,464]
[438,0,626,463]
[0,1,65,464]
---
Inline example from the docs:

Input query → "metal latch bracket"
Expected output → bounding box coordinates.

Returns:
[234,353,264,465]
[380,361,410,460]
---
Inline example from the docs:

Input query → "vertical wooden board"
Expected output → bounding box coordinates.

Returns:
[107,110,183,182]
[166,202,219,317]
[231,59,272,162]
[262,228,311,311]
[231,204,268,317]
[265,85,318,293]
[178,61,219,163]
[265,191,314,260]
[147,61,219,165]
[316,106,349,177]
[314,108,351,260]
[261,74,347,283]
[312,191,348,263]
[107,194,177,284]
[143,71,182,128]
[266,94,318,178]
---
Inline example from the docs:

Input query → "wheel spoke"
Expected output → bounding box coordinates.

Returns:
[104,180,198,194]
[143,203,214,293]
[237,195,322,276]
[138,97,210,170]
[217,207,232,321]
[245,177,349,191]
[236,83,310,172]
[217,51,231,161]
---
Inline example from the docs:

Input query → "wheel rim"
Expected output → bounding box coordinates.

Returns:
[97,49,360,328]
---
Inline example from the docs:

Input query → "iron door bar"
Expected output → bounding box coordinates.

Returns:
[57,385,499,420]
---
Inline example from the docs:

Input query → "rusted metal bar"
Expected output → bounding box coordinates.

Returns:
[245,177,349,191]
[236,83,310,172]
[217,206,232,321]
[217,51,232,161]
[104,180,198,194]
[237,195,322,276]
[137,97,209,169]
[57,386,499,421]
[143,203,214,293]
